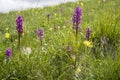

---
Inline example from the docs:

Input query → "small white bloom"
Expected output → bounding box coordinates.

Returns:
[22,47,32,55]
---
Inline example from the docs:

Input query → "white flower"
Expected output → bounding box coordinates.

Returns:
[22,47,32,55]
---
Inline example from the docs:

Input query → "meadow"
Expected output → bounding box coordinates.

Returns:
[0,0,120,80]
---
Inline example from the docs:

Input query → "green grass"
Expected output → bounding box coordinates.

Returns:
[0,0,120,80]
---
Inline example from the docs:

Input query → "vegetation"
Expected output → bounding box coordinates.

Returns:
[0,0,120,80]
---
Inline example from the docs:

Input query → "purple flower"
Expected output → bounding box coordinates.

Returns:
[47,14,50,18]
[72,6,82,29]
[47,14,50,23]
[37,28,44,41]
[16,16,24,34]
[66,45,72,52]
[16,15,24,48]
[86,27,92,41]
[6,48,12,59]
[54,24,57,31]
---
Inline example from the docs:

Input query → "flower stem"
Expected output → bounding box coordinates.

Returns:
[74,27,79,69]
[18,33,20,48]
[76,27,78,45]
[41,41,42,46]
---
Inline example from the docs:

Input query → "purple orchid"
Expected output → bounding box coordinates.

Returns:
[72,6,82,41]
[66,45,72,52]
[54,24,57,31]
[6,48,12,59]
[72,6,82,29]
[16,15,24,48]
[16,16,23,34]
[37,28,44,45]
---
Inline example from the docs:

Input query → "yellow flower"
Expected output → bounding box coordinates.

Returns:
[54,13,57,16]
[6,28,9,31]
[76,67,81,73]
[5,33,10,39]
[98,1,101,3]
[81,3,84,6]
[84,40,93,48]
[49,28,53,31]
[58,26,60,29]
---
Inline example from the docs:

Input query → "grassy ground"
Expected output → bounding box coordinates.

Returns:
[0,0,120,80]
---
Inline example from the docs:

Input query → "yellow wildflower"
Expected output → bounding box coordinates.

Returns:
[84,40,93,48]
[6,28,9,31]
[81,3,84,6]
[49,28,53,31]
[98,1,101,3]
[76,67,81,73]
[5,33,10,39]
[58,26,60,29]
[77,2,79,5]
[54,13,57,16]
